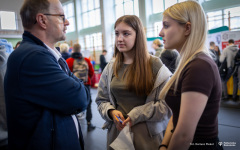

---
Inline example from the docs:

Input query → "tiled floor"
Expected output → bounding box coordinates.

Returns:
[79,88,240,150]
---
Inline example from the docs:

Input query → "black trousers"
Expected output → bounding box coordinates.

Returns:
[85,85,92,123]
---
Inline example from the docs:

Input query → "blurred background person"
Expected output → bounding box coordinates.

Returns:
[100,49,108,72]
[152,39,163,57]
[14,41,22,50]
[60,43,70,60]
[214,45,221,67]
[219,39,238,100]
[160,49,179,73]
[209,41,219,66]
[0,39,13,54]
[66,43,96,131]
[0,39,12,150]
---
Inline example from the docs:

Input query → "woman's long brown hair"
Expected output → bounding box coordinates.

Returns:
[113,15,154,96]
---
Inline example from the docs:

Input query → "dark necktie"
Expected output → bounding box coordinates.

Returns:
[58,57,68,74]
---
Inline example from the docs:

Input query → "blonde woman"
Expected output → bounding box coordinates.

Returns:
[59,43,70,60]
[158,1,222,150]
[152,39,163,57]
[96,15,172,150]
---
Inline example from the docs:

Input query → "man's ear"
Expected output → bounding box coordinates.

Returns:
[35,13,47,29]
[184,22,191,36]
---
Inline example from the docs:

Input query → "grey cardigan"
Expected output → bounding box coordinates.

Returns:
[0,45,8,146]
[95,56,172,138]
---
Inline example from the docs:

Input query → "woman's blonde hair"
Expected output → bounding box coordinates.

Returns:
[153,39,161,47]
[113,15,153,96]
[60,43,69,53]
[159,0,210,99]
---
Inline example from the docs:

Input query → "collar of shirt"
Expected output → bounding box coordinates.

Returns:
[44,44,61,61]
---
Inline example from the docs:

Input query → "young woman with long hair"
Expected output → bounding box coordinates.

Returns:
[96,15,172,150]
[158,1,223,150]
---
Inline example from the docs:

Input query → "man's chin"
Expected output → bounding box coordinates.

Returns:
[58,36,66,42]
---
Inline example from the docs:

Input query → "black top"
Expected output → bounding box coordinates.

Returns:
[160,49,179,73]
[165,53,221,138]
[100,54,107,71]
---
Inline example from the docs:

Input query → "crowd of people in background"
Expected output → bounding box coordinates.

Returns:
[1,0,240,150]
[66,43,96,132]
[209,40,240,101]
[219,39,239,101]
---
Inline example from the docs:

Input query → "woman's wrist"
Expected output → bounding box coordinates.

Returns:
[108,109,115,119]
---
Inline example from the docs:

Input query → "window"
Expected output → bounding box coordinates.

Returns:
[165,0,177,9]
[84,32,102,51]
[224,6,240,30]
[178,0,186,2]
[154,21,162,37]
[152,0,184,15]
[63,2,75,32]
[152,0,164,14]
[115,0,139,19]
[0,11,17,30]
[207,11,222,30]
[81,0,101,28]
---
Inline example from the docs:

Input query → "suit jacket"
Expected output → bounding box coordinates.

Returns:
[4,31,88,150]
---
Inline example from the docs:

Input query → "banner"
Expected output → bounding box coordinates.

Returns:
[207,32,222,51]
[221,31,240,50]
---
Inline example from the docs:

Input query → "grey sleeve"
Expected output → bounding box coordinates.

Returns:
[95,63,115,122]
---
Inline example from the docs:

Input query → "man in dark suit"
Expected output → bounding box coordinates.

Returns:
[4,0,89,150]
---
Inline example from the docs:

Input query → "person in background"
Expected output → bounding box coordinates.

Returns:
[96,15,172,150]
[100,49,108,72]
[160,49,179,73]
[158,1,222,150]
[214,45,221,67]
[209,41,219,65]
[220,39,239,101]
[14,41,22,50]
[4,0,89,149]
[66,43,96,131]
[149,51,154,55]
[0,39,13,54]
[236,48,240,101]
[152,39,163,57]
[60,43,70,60]
[0,39,13,150]
[209,41,216,52]
[215,45,221,56]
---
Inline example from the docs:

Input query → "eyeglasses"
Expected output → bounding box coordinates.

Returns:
[44,14,66,22]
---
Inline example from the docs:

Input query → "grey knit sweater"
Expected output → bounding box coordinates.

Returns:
[220,45,238,68]
[0,45,8,146]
